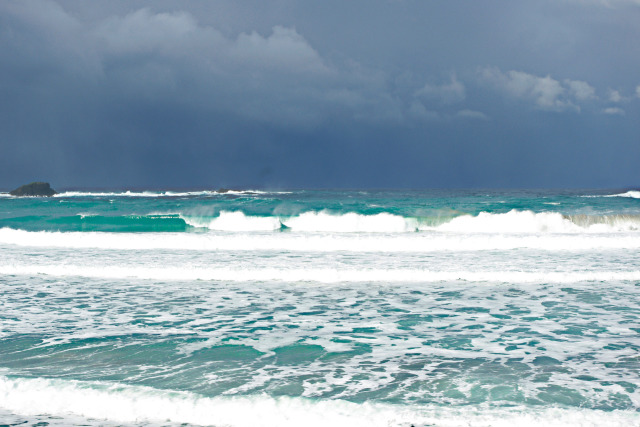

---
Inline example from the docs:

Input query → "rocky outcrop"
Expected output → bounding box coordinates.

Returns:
[9,182,57,197]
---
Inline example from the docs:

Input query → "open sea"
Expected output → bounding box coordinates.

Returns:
[0,188,639,426]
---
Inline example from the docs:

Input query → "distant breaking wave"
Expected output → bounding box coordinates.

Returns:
[608,190,640,199]
[582,190,640,199]
[56,190,218,197]
[0,190,291,198]
[53,190,289,197]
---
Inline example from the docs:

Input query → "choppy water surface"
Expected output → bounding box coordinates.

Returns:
[0,189,639,426]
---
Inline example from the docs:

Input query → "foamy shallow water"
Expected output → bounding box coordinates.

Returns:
[1,376,638,427]
[0,189,639,425]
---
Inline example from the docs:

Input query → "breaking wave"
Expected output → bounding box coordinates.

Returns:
[610,190,640,199]
[183,209,640,233]
[583,190,640,199]
[433,210,640,233]
[187,211,284,232]
[285,211,415,232]
[183,211,416,233]
[0,375,637,427]
[2,208,640,234]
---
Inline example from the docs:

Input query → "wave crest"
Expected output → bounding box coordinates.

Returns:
[183,209,640,234]
[432,210,640,233]
[607,190,640,199]
[583,190,640,199]
[188,211,283,232]
[434,210,576,233]
[183,211,417,233]
[1,375,637,427]
[285,211,416,233]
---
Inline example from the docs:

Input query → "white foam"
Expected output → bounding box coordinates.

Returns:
[433,210,575,233]
[2,263,639,283]
[284,211,417,232]
[429,210,640,233]
[0,375,636,427]
[2,227,640,252]
[185,209,640,234]
[583,190,640,199]
[606,190,640,199]
[223,190,292,195]
[186,211,283,231]
[184,211,417,233]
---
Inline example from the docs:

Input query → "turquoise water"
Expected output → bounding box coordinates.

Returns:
[0,189,639,426]
[2,189,639,232]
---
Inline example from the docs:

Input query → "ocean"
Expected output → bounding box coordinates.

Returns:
[0,188,639,426]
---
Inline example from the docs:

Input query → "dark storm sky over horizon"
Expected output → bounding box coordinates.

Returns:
[1,0,639,190]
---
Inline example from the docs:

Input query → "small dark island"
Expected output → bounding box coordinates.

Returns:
[9,182,57,197]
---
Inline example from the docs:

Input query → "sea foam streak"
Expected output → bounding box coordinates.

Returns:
[2,263,639,283]
[0,375,637,427]
[2,228,640,252]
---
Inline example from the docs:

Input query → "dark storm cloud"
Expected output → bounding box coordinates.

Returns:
[1,0,639,189]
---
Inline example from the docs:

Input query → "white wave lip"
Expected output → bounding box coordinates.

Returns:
[2,228,640,252]
[285,211,417,232]
[185,209,640,234]
[1,375,637,427]
[197,211,283,232]
[432,210,640,233]
[2,263,640,284]
[185,211,417,233]
[606,190,640,199]
[434,210,580,233]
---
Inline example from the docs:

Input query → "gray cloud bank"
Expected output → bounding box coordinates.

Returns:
[1,0,639,189]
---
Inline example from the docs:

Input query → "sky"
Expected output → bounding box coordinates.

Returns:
[1,0,639,189]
